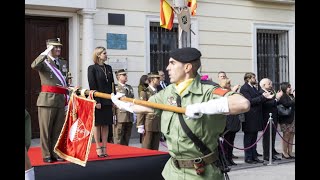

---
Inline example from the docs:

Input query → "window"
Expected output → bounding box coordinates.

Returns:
[149,22,179,76]
[256,29,289,91]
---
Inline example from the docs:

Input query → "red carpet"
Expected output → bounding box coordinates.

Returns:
[28,143,168,166]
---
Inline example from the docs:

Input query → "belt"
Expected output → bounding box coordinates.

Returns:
[171,152,218,169]
[41,85,67,94]
[41,85,68,105]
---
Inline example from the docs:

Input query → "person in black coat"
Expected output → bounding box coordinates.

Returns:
[88,46,116,157]
[278,82,295,159]
[239,73,273,164]
[259,78,283,161]
[156,70,170,91]
[220,78,241,166]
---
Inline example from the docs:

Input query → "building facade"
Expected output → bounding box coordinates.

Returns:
[25,0,295,137]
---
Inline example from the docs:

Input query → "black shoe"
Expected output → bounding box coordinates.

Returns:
[56,157,65,162]
[253,158,264,163]
[288,154,295,159]
[52,156,65,162]
[245,159,257,164]
[272,155,281,160]
[232,154,239,159]
[256,153,263,157]
[282,153,291,159]
[229,159,237,166]
[273,150,280,155]
[43,157,54,163]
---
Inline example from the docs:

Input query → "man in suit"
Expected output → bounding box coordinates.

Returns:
[239,72,273,164]
[31,38,69,163]
[157,70,169,92]
[259,78,283,161]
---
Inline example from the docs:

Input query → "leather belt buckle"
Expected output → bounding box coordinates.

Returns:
[172,158,180,169]
[193,157,205,175]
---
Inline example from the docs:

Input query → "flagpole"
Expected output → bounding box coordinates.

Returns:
[68,87,186,114]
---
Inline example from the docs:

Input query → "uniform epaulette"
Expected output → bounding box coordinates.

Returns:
[212,87,230,96]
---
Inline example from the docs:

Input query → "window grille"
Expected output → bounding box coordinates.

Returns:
[257,29,289,91]
[150,22,179,77]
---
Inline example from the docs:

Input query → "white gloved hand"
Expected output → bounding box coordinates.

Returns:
[111,93,134,113]
[185,97,229,119]
[185,103,203,119]
[40,45,54,56]
[137,125,145,134]
[25,167,35,180]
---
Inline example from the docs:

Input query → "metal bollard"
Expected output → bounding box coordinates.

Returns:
[265,113,277,166]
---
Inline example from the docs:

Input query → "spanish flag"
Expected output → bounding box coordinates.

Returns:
[187,0,197,16]
[160,0,174,30]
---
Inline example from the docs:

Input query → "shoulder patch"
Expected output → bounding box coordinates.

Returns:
[212,88,230,96]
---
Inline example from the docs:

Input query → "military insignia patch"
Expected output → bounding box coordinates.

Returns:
[212,88,229,96]
[167,96,177,106]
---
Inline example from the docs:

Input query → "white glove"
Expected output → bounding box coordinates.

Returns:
[40,45,54,56]
[137,125,145,134]
[25,167,35,180]
[111,93,134,113]
[185,97,229,119]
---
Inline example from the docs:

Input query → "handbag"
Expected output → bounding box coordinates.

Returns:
[277,104,292,116]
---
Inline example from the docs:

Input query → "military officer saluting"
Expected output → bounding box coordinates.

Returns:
[136,71,161,150]
[113,69,135,146]
[31,38,69,163]
[111,47,250,180]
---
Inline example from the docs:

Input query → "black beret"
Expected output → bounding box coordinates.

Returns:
[169,47,201,63]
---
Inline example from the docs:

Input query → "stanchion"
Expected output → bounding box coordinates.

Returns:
[264,113,278,166]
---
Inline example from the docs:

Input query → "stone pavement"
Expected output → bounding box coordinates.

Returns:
[31,131,295,180]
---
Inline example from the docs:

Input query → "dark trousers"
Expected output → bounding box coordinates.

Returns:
[244,132,258,161]
[262,122,277,158]
[113,122,133,146]
[223,131,237,160]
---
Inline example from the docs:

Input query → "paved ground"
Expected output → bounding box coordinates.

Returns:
[31,130,295,180]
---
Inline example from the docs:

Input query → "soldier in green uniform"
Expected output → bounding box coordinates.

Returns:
[113,69,135,145]
[31,38,68,163]
[136,71,161,150]
[111,47,250,180]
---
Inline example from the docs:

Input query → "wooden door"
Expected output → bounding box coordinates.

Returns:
[25,16,69,138]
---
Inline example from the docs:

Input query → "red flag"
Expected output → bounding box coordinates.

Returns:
[160,0,174,30]
[54,91,96,167]
[187,0,197,16]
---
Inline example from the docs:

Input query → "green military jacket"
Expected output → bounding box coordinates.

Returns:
[149,75,235,180]
[115,83,134,123]
[136,86,161,132]
[31,55,68,108]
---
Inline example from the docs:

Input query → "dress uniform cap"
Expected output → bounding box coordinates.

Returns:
[148,71,161,78]
[115,69,127,75]
[169,47,201,63]
[46,38,63,46]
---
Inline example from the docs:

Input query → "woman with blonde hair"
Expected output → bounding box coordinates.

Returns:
[87,46,116,157]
